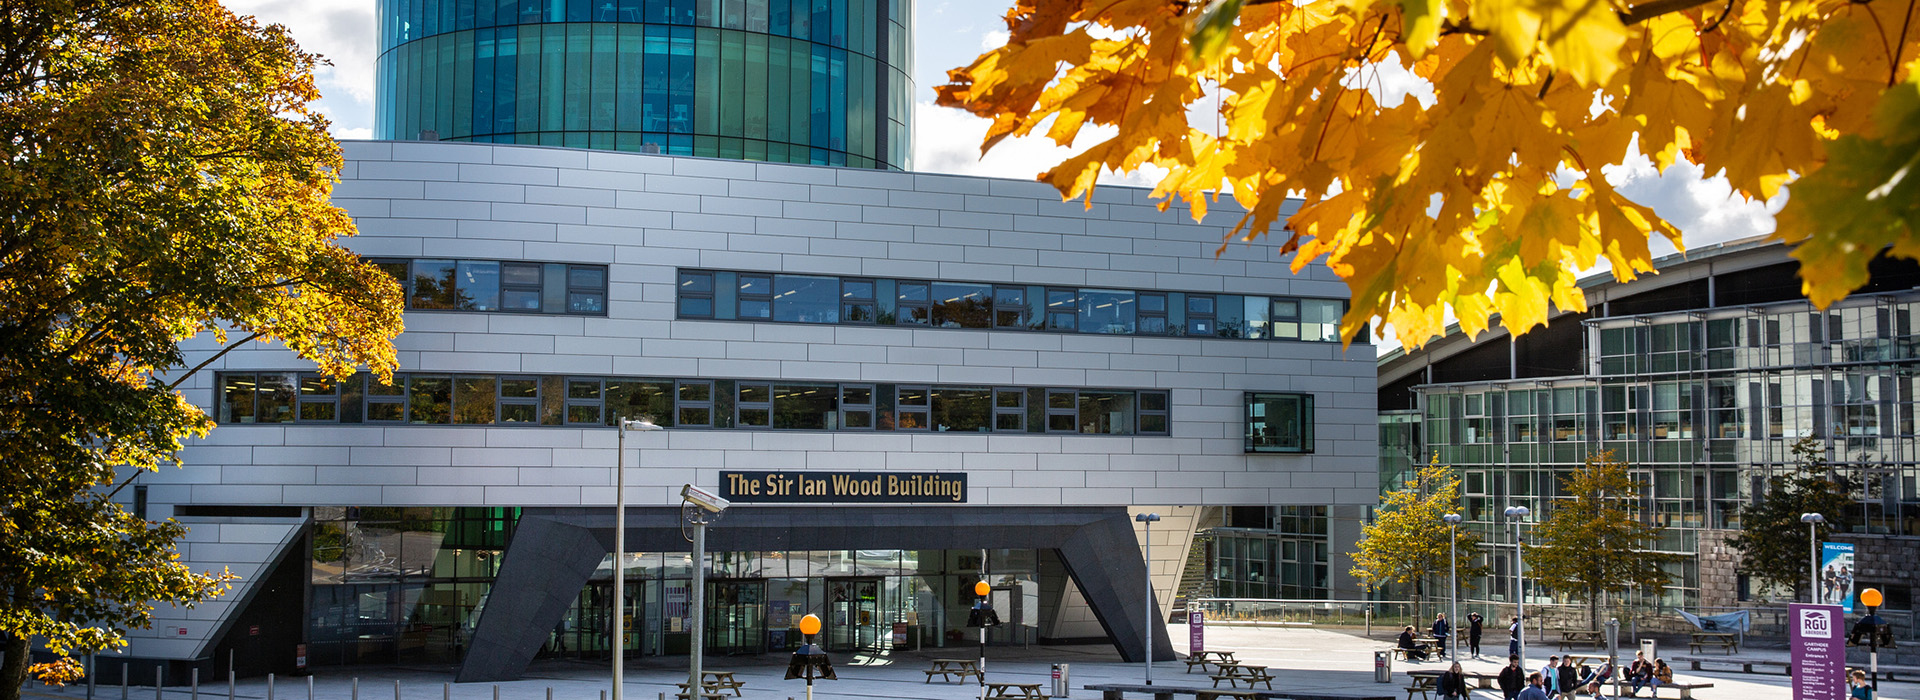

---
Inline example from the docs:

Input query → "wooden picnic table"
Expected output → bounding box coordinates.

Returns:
[1209,663,1274,690]
[1184,650,1238,673]
[984,682,1046,699]
[1689,632,1739,654]
[924,658,983,683]
[676,671,743,698]
[1558,629,1605,650]
[1405,669,1500,690]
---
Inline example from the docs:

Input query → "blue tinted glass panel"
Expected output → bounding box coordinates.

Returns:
[773,275,839,324]
[1079,290,1137,335]
[930,283,990,329]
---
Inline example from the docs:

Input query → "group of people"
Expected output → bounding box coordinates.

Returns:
[1426,647,1674,700]
[1823,561,1856,606]
[1397,611,1490,662]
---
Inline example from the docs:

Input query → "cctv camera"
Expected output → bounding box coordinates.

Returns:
[681,483,730,513]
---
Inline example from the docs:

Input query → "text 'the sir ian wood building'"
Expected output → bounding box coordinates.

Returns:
[110,0,1380,683]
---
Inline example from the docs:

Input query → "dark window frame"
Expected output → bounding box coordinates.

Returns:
[1245,392,1315,454]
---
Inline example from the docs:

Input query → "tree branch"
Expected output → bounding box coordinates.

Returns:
[167,331,262,391]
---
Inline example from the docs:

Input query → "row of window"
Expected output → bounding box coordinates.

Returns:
[677,269,1350,342]
[216,372,1175,436]
[380,0,895,58]
[376,24,902,169]
[370,258,607,314]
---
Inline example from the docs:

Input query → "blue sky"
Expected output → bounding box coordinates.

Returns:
[224,0,1787,348]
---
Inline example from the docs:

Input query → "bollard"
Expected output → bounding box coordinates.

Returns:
[121,664,129,700]
[157,665,165,700]
[393,679,400,700]
[353,678,359,700]
[492,686,499,700]
[191,669,199,700]
[87,653,96,700]
[306,676,313,700]
[268,674,275,700]
[546,689,552,700]
[228,672,235,700]
[442,682,449,700]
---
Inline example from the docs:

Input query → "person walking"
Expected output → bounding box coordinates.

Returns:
[1433,612,1452,658]
[1498,655,1528,700]
[1516,673,1552,700]
[1538,656,1560,697]
[1438,661,1470,700]
[1556,657,1580,700]
[1468,612,1485,657]
[1851,669,1876,699]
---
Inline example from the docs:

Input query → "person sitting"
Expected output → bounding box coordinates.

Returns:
[1399,625,1430,661]
[1438,661,1469,700]
[1627,652,1655,696]
[1581,661,1615,688]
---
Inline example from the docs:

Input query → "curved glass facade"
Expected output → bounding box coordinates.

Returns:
[374,0,913,169]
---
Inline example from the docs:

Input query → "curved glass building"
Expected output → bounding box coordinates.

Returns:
[374,0,913,169]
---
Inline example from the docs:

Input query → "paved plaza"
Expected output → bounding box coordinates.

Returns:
[21,624,1865,700]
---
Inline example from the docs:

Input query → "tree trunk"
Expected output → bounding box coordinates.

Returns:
[2,633,31,700]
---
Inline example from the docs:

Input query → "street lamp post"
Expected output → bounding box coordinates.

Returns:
[610,418,660,700]
[1442,513,1462,662]
[680,485,730,700]
[1801,513,1826,603]
[1135,513,1161,686]
[1504,506,1531,665]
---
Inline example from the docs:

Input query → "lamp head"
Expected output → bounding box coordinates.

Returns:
[618,418,661,432]
[682,483,731,513]
[1504,506,1530,519]
[1864,588,1884,608]
[1135,513,1160,523]
[1801,513,1826,524]
[798,614,822,636]
[1443,513,1463,525]
[974,580,991,597]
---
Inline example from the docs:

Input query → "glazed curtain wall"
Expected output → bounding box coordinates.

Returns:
[374,0,911,170]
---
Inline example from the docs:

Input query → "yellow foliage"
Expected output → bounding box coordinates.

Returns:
[937,0,1920,349]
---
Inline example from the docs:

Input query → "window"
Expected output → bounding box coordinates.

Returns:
[566,265,607,314]
[1045,288,1077,331]
[1139,391,1169,434]
[738,274,771,319]
[896,281,929,325]
[1270,299,1300,340]
[994,286,1028,329]
[501,263,543,311]
[930,283,991,329]
[567,379,603,424]
[841,385,874,428]
[679,270,716,318]
[1078,391,1136,434]
[221,374,257,423]
[994,388,1025,431]
[1046,390,1077,432]
[841,278,876,323]
[772,274,839,323]
[457,261,502,311]
[412,260,459,309]
[454,376,497,424]
[366,376,405,422]
[500,377,540,423]
[409,376,453,424]
[606,380,673,425]
[1246,392,1313,453]
[677,380,713,427]
[737,382,771,427]
[773,383,837,429]
[896,385,930,429]
[1139,293,1168,335]
[1187,295,1216,336]
[932,387,991,431]
[1079,289,1137,335]
[298,374,339,422]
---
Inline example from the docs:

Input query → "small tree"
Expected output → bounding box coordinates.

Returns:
[1730,437,1856,601]
[1351,457,1488,622]
[1527,451,1683,629]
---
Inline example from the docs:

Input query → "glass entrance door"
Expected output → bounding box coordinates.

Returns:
[827,578,883,652]
[705,580,766,655]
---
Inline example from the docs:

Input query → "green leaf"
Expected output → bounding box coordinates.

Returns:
[1189,0,1247,64]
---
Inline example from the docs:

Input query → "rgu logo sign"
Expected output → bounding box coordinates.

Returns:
[1800,608,1835,639]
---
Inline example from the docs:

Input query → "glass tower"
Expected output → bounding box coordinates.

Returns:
[375,0,914,169]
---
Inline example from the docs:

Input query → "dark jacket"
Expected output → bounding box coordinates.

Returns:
[1434,618,1452,639]
[1558,665,1580,693]
[1438,672,1468,695]
[1469,615,1484,639]
[1399,631,1421,649]
[1498,666,1527,693]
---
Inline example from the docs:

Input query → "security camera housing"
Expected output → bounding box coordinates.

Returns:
[681,483,731,513]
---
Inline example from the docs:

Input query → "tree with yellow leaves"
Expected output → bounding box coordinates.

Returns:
[937,0,1920,350]
[0,2,403,697]
[1351,459,1487,621]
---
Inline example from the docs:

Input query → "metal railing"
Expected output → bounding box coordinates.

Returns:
[1190,598,1917,641]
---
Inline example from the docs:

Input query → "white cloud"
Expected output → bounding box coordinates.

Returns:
[980,30,1009,51]
[336,127,374,140]
[221,0,377,139]
[913,101,1166,188]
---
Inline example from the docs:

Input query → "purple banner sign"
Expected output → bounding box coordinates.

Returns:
[1189,610,1205,654]
[1791,603,1846,700]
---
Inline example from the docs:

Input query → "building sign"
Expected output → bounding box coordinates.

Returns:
[1820,542,1855,612]
[719,471,966,503]
[1791,603,1846,700]
[1189,610,1205,654]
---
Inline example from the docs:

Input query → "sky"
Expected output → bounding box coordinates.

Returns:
[222,0,1789,350]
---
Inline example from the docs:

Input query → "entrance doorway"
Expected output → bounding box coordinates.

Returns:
[705,579,766,655]
[826,578,884,652]
[553,581,642,659]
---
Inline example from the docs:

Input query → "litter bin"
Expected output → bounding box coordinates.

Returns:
[1051,663,1069,697]
[1374,650,1392,683]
